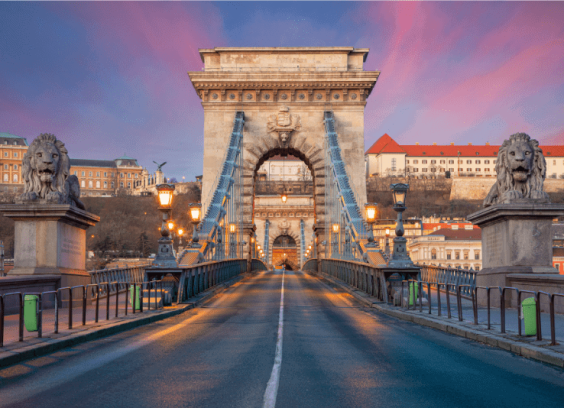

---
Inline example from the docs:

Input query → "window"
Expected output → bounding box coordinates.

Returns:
[422,160,427,164]
[446,253,452,260]
[13,152,18,158]
[476,160,481,164]
[391,158,397,171]
[449,168,454,172]
[81,180,85,188]
[406,160,410,164]
[476,168,481,171]
[120,173,124,178]
[449,160,454,164]
[128,173,131,179]
[82,171,85,177]
[431,249,437,260]
[475,266,480,271]
[120,182,124,188]
[485,168,490,172]
[493,160,497,164]
[13,174,18,182]
[3,152,7,157]
[413,160,418,164]
[3,174,8,182]
[475,251,480,260]
[95,181,100,188]
[104,181,108,188]
[467,168,472,172]
[458,168,463,172]
[455,252,460,260]
[485,160,490,164]
[440,160,445,164]
[13,165,17,170]
[135,174,138,178]
[96,172,100,177]
[104,172,107,177]
[111,181,115,188]
[111,172,114,177]
[3,164,7,170]
[431,168,436,172]
[89,172,92,177]
[74,171,77,176]
[413,168,419,172]
[88,181,93,188]
[431,160,436,164]
[467,160,472,164]
[464,252,469,260]
[127,182,131,188]
[422,168,428,172]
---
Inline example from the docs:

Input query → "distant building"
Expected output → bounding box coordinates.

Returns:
[365,133,564,179]
[554,247,564,274]
[0,132,28,192]
[257,155,312,181]
[408,227,482,270]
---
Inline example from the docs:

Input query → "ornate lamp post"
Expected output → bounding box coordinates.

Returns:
[388,183,413,268]
[177,228,184,246]
[331,223,340,258]
[229,223,237,258]
[364,203,379,248]
[153,184,177,267]
[189,203,202,248]
[281,192,288,203]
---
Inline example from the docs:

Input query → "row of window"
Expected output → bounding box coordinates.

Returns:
[407,159,497,165]
[73,171,139,179]
[3,152,19,158]
[80,180,135,189]
[2,174,18,182]
[428,251,480,260]
[3,164,18,170]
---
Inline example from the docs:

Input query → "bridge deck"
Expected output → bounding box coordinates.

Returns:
[1,271,564,407]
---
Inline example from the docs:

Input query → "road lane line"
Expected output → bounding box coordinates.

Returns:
[263,268,285,408]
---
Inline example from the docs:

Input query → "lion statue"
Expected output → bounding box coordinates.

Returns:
[483,132,549,207]
[16,133,85,209]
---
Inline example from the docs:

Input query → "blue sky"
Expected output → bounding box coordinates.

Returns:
[1,2,563,180]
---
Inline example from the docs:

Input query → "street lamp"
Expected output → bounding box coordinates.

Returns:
[229,223,237,258]
[332,223,340,257]
[281,192,288,203]
[189,203,202,248]
[364,203,379,248]
[178,228,184,246]
[385,228,391,257]
[389,183,413,268]
[154,183,177,267]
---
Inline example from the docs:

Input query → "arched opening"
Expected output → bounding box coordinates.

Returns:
[249,148,321,268]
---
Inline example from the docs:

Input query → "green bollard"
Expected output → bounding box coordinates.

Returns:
[129,285,141,311]
[24,295,38,332]
[522,297,537,336]
[409,282,418,306]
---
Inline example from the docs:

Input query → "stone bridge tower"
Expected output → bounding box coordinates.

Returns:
[188,47,379,254]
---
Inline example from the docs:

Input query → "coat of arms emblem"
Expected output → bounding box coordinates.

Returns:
[267,106,301,148]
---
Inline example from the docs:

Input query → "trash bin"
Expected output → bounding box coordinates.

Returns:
[408,282,418,306]
[24,294,39,332]
[522,297,537,336]
[130,285,141,311]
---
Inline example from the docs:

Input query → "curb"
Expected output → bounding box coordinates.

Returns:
[313,271,564,369]
[0,271,253,368]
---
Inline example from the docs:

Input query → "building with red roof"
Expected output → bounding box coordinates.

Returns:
[365,134,564,179]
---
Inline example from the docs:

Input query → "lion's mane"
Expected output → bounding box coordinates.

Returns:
[484,133,549,207]
[21,133,70,198]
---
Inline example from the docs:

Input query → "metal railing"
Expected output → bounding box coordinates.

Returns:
[0,280,164,348]
[419,264,477,296]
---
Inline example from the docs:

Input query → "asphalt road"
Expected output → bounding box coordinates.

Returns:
[1,270,564,407]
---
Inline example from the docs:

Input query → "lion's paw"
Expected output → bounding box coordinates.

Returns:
[502,190,523,202]
[530,190,549,200]
[19,192,37,202]
[46,191,65,204]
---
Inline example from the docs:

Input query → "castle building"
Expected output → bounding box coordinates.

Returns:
[0,133,28,192]
[365,133,564,179]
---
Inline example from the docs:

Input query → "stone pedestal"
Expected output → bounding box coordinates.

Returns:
[0,204,100,289]
[468,201,564,305]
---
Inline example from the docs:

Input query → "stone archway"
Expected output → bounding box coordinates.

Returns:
[271,233,299,270]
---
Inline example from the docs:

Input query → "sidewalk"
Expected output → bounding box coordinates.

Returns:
[0,272,251,368]
[317,272,564,369]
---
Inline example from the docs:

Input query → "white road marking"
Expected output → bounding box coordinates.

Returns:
[263,268,285,408]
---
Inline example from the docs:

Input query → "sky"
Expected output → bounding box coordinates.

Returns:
[1,1,563,180]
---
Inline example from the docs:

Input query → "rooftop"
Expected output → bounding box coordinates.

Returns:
[70,159,117,168]
[429,228,482,240]
[0,132,28,146]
